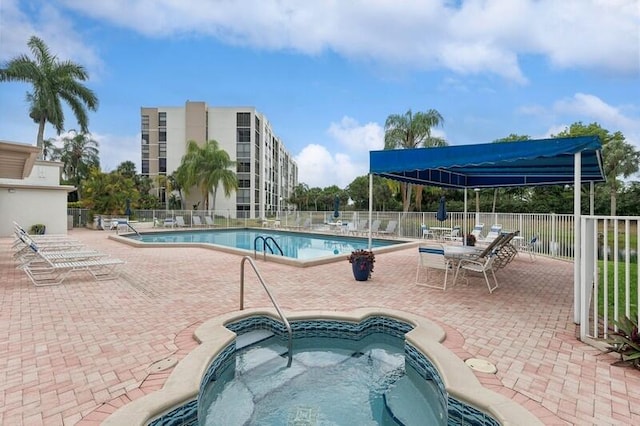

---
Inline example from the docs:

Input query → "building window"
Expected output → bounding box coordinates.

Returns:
[236,142,250,157]
[159,131,166,142]
[159,112,166,127]
[237,129,251,142]
[237,161,250,173]
[237,112,251,127]
[238,178,250,188]
[236,189,250,203]
[159,158,166,173]
[142,160,149,175]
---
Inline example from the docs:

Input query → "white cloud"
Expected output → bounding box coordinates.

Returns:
[295,116,384,188]
[23,0,635,82]
[0,0,103,76]
[554,93,637,130]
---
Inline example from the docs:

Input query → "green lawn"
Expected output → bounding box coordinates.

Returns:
[598,259,639,322]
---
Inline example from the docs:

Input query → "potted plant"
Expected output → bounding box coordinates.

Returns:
[348,249,375,281]
[30,224,46,235]
[465,233,476,246]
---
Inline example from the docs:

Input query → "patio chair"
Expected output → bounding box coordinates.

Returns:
[192,216,204,227]
[21,247,124,286]
[356,219,368,235]
[175,216,186,227]
[478,224,502,242]
[16,237,107,268]
[369,220,381,235]
[204,216,215,227]
[519,235,538,262]
[443,226,461,241]
[378,220,397,237]
[471,223,484,240]
[454,249,499,293]
[421,224,435,240]
[416,243,453,290]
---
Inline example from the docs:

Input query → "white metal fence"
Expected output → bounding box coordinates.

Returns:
[69,208,577,258]
[580,216,639,343]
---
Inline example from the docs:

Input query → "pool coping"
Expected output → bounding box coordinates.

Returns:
[108,227,419,267]
[103,307,543,426]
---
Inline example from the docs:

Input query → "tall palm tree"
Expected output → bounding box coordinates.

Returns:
[179,140,238,212]
[0,35,98,158]
[57,130,100,199]
[384,109,446,212]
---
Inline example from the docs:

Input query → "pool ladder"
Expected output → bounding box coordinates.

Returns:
[253,236,284,261]
[240,256,293,368]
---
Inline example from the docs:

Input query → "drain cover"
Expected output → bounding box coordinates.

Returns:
[464,358,497,374]
[147,357,178,373]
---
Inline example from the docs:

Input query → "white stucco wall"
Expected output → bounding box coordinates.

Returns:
[0,161,73,237]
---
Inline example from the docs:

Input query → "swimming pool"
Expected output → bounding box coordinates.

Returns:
[111,228,416,267]
[104,308,543,426]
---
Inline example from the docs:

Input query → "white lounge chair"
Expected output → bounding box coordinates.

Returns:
[369,220,381,235]
[175,216,186,227]
[378,220,397,237]
[416,243,453,290]
[21,248,124,286]
[192,216,204,227]
[205,216,215,227]
[479,224,502,243]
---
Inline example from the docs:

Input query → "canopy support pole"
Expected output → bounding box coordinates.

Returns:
[368,173,373,250]
[574,152,582,324]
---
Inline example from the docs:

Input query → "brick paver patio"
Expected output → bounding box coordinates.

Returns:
[1,228,639,425]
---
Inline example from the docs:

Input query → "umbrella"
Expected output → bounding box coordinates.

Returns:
[333,196,340,219]
[436,196,448,222]
[125,198,132,217]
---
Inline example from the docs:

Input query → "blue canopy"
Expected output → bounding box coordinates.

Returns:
[369,136,605,189]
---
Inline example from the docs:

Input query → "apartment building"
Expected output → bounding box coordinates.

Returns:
[141,101,298,219]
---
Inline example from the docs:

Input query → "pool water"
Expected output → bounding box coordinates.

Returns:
[199,333,446,425]
[126,229,400,260]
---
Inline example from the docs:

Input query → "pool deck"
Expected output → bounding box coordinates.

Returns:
[1,228,639,425]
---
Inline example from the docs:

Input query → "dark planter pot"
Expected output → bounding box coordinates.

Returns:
[352,258,371,281]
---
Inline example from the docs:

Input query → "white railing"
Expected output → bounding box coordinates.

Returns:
[580,216,640,343]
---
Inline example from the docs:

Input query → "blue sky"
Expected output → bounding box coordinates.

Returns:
[1,0,639,189]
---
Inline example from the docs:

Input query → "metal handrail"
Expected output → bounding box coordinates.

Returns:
[253,236,284,260]
[240,256,293,367]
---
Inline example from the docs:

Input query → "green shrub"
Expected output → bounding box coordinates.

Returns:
[30,224,46,235]
[605,315,640,370]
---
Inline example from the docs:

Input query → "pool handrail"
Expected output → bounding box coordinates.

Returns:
[239,256,293,367]
[253,235,284,260]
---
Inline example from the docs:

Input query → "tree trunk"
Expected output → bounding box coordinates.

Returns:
[610,191,617,216]
[492,188,498,213]
[36,118,46,160]
[403,183,412,212]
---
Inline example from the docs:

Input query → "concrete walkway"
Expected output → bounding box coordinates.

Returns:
[1,229,638,425]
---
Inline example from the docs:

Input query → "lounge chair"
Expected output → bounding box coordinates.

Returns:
[471,224,484,240]
[21,247,124,286]
[443,226,461,241]
[478,224,502,243]
[369,220,381,235]
[16,237,106,268]
[378,220,397,237]
[205,216,215,227]
[175,216,186,227]
[416,243,453,290]
[192,216,204,227]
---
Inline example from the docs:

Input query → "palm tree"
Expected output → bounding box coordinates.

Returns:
[57,130,100,200]
[179,140,238,212]
[0,35,98,158]
[384,109,446,212]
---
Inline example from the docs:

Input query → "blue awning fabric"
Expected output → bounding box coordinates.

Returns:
[369,136,605,189]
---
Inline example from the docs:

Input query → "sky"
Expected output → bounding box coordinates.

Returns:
[1,0,639,189]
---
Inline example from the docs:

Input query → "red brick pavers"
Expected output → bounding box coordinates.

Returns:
[1,229,638,425]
